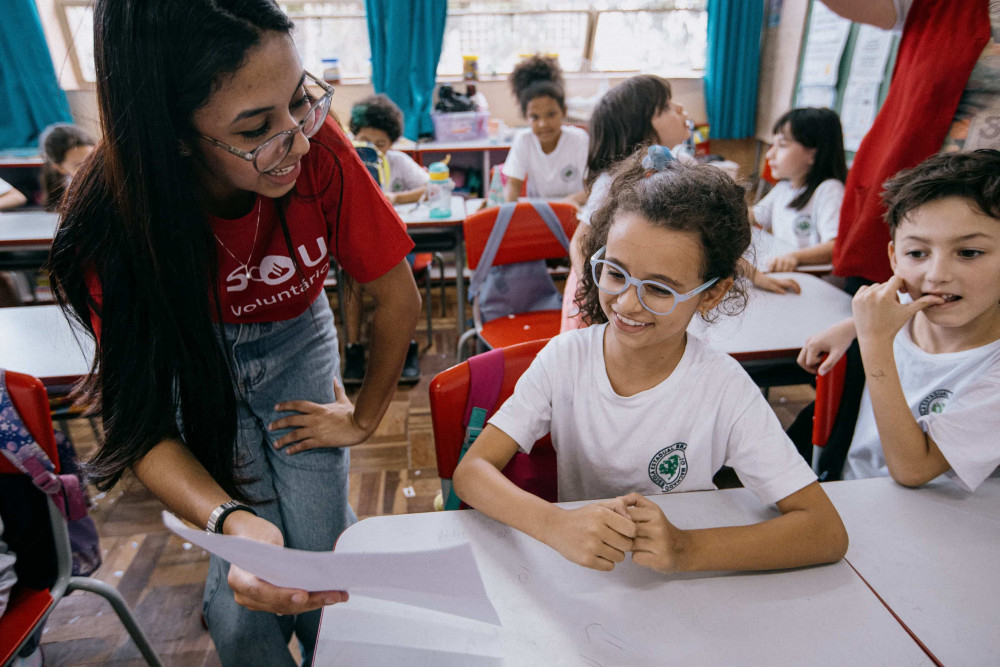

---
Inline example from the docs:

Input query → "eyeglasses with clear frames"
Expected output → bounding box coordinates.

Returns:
[590,245,719,316]
[199,71,334,173]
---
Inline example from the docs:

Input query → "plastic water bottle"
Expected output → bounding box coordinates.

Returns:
[427,161,454,219]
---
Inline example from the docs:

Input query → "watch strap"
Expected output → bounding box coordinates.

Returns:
[206,500,257,534]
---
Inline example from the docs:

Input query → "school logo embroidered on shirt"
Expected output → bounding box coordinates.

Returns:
[919,389,953,415]
[561,165,578,182]
[793,214,813,239]
[648,443,688,492]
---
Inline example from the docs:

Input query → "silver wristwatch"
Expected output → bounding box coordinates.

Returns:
[206,500,257,534]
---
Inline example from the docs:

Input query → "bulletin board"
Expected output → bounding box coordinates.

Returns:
[792,0,900,157]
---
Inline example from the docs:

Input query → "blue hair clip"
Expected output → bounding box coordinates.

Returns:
[641,144,676,172]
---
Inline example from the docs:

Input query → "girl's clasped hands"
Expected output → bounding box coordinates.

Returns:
[549,495,685,573]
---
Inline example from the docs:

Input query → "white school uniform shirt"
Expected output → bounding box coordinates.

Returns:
[843,321,1000,492]
[489,325,817,504]
[753,179,843,249]
[578,171,612,227]
[0,177,13,196]
[384,150,429,195]
[502,125,588,199]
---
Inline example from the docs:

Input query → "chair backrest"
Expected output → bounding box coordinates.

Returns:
[812,355,848,448]
[0,370,58,475]
[430,339,551,481]
[463,201,578,271]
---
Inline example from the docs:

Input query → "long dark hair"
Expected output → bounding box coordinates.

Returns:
[585,75,671,190]
[772,107,848,210]
[578,153,750,325]
[49,0,295,501]
[39,123,95,211]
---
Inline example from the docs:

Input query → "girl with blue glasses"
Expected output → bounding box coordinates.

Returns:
[454,153,847,575]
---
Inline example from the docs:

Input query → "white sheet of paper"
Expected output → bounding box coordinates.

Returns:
[162,511,500,624]
[799,3,852,87]
[841,80,881,152]
[796,85,836,109]
[317,596,503,666]
[847,25,895,84]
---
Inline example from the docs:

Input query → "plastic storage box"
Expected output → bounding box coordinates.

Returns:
[431,111,489,142]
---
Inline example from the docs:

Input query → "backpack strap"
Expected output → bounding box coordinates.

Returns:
[468,200,571,303]
[0,369,88,520]
[527,200,571,251]
[468,201,517,302]
[444,348,506,510]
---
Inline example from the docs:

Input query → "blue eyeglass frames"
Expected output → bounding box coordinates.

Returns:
[590,245,719,316]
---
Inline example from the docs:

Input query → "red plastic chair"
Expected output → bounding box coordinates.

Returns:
[812,355,848,448]
[0,370,162,666]
[456,201,578,359]
[430,339,556,506]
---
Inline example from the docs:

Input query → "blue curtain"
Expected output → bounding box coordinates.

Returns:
[0,0,73,149]
[704,0,764,140]
[365,0,447,141]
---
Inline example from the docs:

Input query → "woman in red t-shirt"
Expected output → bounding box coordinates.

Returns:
[48,1,420,664]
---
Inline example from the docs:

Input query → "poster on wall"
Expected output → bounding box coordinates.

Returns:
[798,3,851,88]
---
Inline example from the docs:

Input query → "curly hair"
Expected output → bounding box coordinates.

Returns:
[39,123,96,211]
[882,149,1000,239]
[509,54,565,116]
[349,94,404,143]
[577,152,751,325]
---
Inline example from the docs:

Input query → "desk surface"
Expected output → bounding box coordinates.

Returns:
[0,210,59,247]
[394,196,466,227]
[317,485,928,666]
[0,305,92,387]
[689,272,852,361]
[825,477,1000,666]
[751,228,834,275]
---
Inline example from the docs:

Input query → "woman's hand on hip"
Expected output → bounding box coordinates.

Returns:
[269,380,371,453]
[225,512,348,614]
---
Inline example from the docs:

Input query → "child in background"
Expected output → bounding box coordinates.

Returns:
[349,95,428,205]
[798,150,1000,491]
[454,154,847,574]
[561,77,796,331]
[39,123,96,211]
[754,107,847,273]
[0,177,27,210]
[502,55,588,204]
[344,95,427,384]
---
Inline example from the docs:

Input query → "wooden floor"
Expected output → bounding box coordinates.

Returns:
[35,286,814,666]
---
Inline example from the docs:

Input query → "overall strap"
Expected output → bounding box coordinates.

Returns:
[468,201,518,301]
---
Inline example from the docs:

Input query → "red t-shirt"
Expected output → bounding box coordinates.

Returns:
[85,118,413,333]
[208,118,413,322]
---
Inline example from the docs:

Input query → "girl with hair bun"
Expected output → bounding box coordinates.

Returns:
[501,55,588,204]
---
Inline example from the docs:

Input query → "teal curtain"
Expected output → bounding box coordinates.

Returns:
[704,0,764,140]
[365,0,447,141]
[0,0,73,148]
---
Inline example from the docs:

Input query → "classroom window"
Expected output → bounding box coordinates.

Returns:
[52,0,706,86]
[439,0,708,77]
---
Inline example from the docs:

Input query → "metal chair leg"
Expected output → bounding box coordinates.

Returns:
[67,576,164,667]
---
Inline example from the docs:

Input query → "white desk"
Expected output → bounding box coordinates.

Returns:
[689,272,852,362]
[395,196,468,333]
[0,305,92,391]
[751,228,834,276]
[317,485,929,666]
[825,477,1000,666]
[0,210,59,248]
